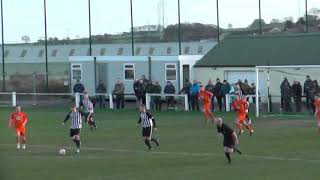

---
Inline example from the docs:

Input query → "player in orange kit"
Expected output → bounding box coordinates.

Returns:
[314,94,320,133]
[199,86,215,124]
[232,96,254,136]
[8,105,28,150]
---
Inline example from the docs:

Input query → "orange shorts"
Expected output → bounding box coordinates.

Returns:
[15,126,26,136]
[237,114,247,123]
[203,102,211,111]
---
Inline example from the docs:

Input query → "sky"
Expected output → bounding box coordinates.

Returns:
[1,0,319,43]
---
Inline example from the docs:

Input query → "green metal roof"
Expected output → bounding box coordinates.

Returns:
[195,33,320,67]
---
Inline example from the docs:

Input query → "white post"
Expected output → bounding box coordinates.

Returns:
[184,94,189,111]
[75,93,80,108]
[255,67,259,117]
[109,93,114,109]
[12,92,16,107]
[226,94,230,112]
[146,93,150,110]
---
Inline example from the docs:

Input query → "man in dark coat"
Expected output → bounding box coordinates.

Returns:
[205,79,215,111]
[304,75,313,110]
[214,78,223,112]
[153,81,162,111]
[280,78,292,112]
[164,81,176,109]
[96,80,107,108]
[292,80,302,112]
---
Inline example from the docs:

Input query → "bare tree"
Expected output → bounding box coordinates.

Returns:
[21,35,31,44]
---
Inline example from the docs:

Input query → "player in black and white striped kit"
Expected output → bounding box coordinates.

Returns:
[63,104,84,153]
[82,92,97,130]
[136,104,159,150]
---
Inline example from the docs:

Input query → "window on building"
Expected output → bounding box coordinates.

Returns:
[38,49,44,57]
[135,47,141,55]
[198,46,203,54]
[166,47,172,55]
[124,64,135,80]
[71,64,82,80]
[117,48,124,55]
[4,50,9,57]
[69,49,76,56]
[51,49,58,57]
[100,48,106,56]
[184,46,190,54]
[20,49,28,57]
[148,47,155,55]
[165,63,177,81]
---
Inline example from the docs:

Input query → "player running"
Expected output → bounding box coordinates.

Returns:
[231,95,254,136]
[8,105,28,150]
[199,86,215,124]
[314,94,320,133]
[82,92,97,130]
[63,104,84,153]
[136,104,159,150]
[216,117,242,164]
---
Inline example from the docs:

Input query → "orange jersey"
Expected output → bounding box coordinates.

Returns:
[232,99,248,120]
[9,112,28,128]
[199,90,213,104]
[315,99,320,118]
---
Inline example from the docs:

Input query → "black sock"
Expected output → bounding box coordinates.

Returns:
[151,138,159,146]
[235,148,242,155]
[225,153,231,163]
[73,139,81,149]
[144,140,152,149]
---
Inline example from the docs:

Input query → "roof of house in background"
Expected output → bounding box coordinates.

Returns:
[195,33,320,67]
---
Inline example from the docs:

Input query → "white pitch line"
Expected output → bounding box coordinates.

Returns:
[0,143,320,163]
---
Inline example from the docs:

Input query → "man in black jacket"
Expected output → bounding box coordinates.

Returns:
[304,75,313,110]
[214,78,223,112]
[292,80,302,112]
[164,81,176,109]
[96,80,107,109]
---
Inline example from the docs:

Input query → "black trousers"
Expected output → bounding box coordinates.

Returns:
[293,97,301,112]
[154,98,162,111]
[166,96,175,108]
[216,95,223,112]
[116,95,124,109]
[283,97,292,112]
[97,95,106,108]
[191,95,199,111]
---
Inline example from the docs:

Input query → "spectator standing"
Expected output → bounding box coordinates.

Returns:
[214,78,223,112]
[113,80,125,109]
[96,80,107,109]
[310,80,320,113]
[190,80,200,111]
[205,79,215,111]
[280,78,290,110]
[133,79,140,107]
[164,81,176,109]
[153,81,162,111]
[304,75,313,110]
[145,80,154,109]
[292,80,302,112]
[179,80,192,109]
[136,79,146,105]
[281,79,292,112]
[250,83,257,104]
[220,80,231,109]
[73,79,85,104]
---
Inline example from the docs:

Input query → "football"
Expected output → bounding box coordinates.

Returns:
[59,148,66,155]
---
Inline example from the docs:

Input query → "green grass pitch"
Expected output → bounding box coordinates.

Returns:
[0,107,320,180]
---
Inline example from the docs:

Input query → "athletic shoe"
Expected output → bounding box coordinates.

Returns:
[16,143,21,150]
[22,144,26,150]
[76,148,80,154]
[250,130,254,136]
[238,130,244,135]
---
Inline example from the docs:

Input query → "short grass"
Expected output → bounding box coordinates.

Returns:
[0,107,320,180]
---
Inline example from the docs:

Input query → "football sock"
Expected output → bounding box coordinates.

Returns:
[225,153,231,163]
[151,138,159,146]
[22,137,26,144]
[73,139,81,149]
[235,148,242,155]
[203,113,208,123]
[237,123,243,131]
[245,124,253,132]
[144,140,152,149]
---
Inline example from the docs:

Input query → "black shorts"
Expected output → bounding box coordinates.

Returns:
[85,113,93,121]
[142,127,152,137]
[223,135,235,148]
[70,128,81,137]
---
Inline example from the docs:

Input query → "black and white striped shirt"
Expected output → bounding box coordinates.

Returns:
[138,112,156,128]
[82,98,94,113]
[64,111,83,129]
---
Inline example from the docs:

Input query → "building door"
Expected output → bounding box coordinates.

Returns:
[182,65,190,83]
